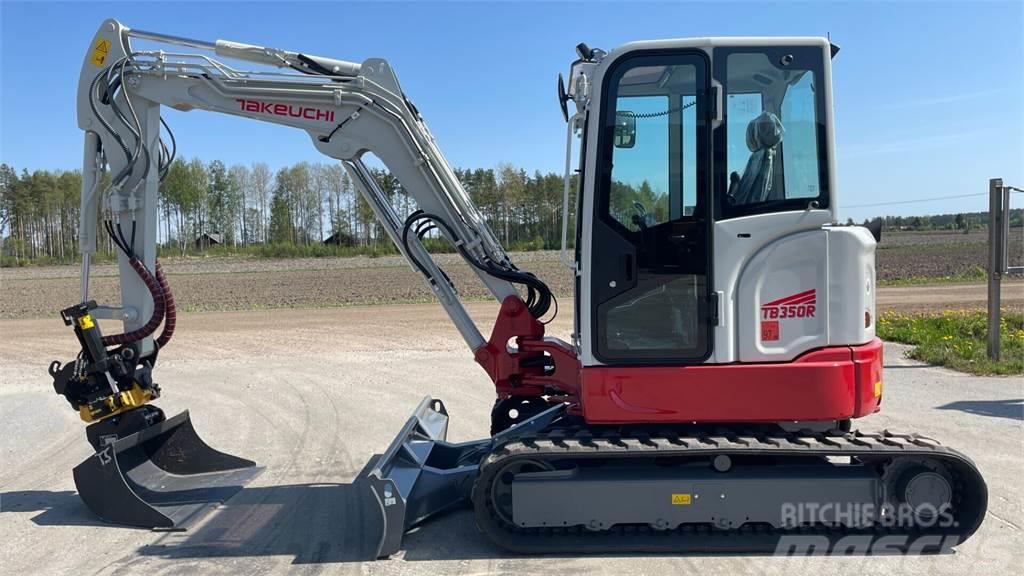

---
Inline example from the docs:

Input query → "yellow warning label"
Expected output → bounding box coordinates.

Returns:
[77,314,95,330]
[671,493,691,505]
[91,39,111,67]
[873,380,882,398]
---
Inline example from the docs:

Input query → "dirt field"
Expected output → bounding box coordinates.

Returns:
[0,252,575,319]
[0,303,1021,575]
[877,229,1022,282]
[1,249,1022,320]
[878,229,1019,248]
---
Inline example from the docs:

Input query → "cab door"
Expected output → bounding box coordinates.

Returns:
[589,51,713,364]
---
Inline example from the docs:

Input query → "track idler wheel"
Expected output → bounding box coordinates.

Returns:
[883,458,955,525]
[487,458,556,527]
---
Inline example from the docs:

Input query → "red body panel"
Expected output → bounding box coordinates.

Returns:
[580,339,883,424]
[475,296,580,400]
[477,297,882,425]
[851,338,883,418]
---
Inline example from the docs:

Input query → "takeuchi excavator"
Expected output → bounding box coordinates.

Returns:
[50,19,987,557]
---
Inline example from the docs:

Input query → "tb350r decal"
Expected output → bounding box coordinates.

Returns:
[760,289,816,342]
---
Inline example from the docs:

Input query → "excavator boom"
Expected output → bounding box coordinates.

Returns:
[59,18,576,546]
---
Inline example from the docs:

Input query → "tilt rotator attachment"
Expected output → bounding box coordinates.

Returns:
[50,301,261,529]
[367,396,564,558]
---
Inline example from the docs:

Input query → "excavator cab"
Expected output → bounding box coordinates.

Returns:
[575,42,834,367]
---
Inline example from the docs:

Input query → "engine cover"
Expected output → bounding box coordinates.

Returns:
[738,225,875,362]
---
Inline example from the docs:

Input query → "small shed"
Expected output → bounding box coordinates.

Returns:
[195,232,223,250]
[324,231,355,247]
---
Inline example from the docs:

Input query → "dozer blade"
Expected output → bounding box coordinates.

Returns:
[366,397,490,558]
[366,396,567,558]
[73,410,263,529]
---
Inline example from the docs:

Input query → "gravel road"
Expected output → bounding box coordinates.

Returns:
[877,282,1024,314]
[0,303,1021,575]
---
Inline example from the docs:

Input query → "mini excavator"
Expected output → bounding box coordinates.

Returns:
[50,20,986,557]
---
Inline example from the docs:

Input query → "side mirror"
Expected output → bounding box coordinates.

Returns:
[614,112,636,148]
[864,218,883,243]
[557,73,569,122]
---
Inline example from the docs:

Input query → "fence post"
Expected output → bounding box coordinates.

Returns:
[987,178,1003,361]
[1002,184,1012,273]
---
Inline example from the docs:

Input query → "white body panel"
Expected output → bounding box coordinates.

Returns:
[713,211,832,362]
[826,226,877,346]
[738,229,829,361]
[734,224,875,362]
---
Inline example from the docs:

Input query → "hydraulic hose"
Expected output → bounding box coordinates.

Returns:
[101,257,165,347]
[154,260,176,349]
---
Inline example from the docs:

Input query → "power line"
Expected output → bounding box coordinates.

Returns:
[840,192,987,209]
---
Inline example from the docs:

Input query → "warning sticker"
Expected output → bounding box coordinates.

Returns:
[91,38,111,67]
[77,314,95,330]
[761,320,780,342]
[671,493,691,505]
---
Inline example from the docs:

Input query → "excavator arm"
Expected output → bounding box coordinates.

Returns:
[53,19,578,550]
[67,19,580,417]
[76,20,560,354]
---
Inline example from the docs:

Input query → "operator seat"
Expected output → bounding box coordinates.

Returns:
[727,112,785,205]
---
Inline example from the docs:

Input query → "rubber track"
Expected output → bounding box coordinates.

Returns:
[472,428,988,554]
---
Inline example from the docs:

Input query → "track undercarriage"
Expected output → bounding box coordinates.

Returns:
[369,397,987,558]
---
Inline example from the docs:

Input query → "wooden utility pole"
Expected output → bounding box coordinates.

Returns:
[987,178,1004,361]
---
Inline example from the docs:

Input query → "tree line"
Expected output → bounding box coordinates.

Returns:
[875,210,1022,232]
[3,158,1013,266]
[0,160,575,265]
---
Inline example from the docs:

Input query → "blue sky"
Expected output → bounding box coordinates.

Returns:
[1,0,1021,222]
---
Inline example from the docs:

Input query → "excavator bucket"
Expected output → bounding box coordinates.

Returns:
[72,410,262,529]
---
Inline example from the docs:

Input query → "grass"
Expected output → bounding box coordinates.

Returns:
[877,266,988,286]
[877,309,1024,376]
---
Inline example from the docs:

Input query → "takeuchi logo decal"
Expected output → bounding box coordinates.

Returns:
[236,99,335,122]
[761,289,817,320]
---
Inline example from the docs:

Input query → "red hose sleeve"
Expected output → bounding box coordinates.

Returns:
[101,256,165,347]
[155,260,176,349]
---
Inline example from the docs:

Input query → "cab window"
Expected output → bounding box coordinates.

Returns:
[716,48,828,219]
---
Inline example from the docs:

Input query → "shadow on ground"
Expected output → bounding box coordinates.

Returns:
[134,480,498,564]
[0,489,107,528]
[2,479,960,563]
[937,399,1024,421]
[0,458,498,564]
